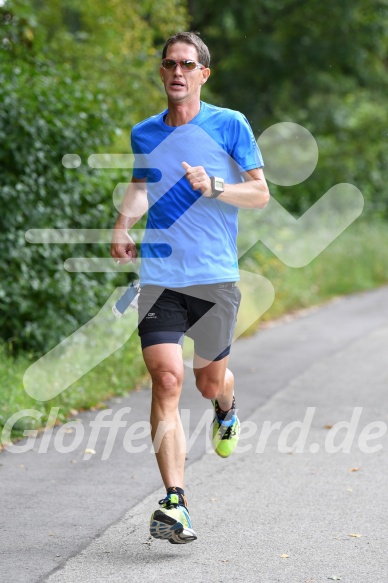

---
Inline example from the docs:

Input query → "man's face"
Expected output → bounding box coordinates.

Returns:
[160,42,210,105]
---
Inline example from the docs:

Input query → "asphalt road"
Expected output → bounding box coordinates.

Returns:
[1,287,388,583]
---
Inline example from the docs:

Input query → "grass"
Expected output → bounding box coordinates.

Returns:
[1,218,388,443]
[239,217,388,325]
[0,331,147,443]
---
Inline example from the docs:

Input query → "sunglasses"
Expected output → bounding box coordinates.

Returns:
[161,58,205,72]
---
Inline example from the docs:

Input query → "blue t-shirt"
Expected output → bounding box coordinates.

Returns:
[131,101,264,287]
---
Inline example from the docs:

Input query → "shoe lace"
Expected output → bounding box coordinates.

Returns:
[159,492,190,511]
[219,424,237,440]
[158,494,179,508]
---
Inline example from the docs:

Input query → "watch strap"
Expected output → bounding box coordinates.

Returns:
[209,176,224,199]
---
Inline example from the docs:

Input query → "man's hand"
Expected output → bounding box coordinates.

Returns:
[182,161,212,197]
[110,230,137,264]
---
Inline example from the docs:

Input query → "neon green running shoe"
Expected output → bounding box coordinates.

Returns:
[211,400,240,458]
[150,493,197,544]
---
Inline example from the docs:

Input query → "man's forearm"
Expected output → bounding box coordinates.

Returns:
[113,181,148,231]
[110,181,148,260]
[216,178,269,209]
[114,211,142,232]
[182,163,270,209]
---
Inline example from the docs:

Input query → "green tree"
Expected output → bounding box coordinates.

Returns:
[0,56,120,353]
[0,0,189,353]
[191,0,388,215]
[2,0,188,129]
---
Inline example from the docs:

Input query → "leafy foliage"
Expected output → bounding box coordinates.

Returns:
[191,0,388,216]
[0,0,188,353]
[0,57,122,353]
[1,0,188,129]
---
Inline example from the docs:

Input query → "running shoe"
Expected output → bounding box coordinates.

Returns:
[150,493,197,544]
[211,399,240,458]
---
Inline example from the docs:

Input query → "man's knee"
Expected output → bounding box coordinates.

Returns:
[195,365,234,400]
[195,372,222,400]
[143,344,184,401]
[152,370,183,400]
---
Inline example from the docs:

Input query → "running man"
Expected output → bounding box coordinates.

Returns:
[111,31,269,544]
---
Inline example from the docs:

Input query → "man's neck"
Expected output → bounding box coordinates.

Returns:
[165,100,201,127]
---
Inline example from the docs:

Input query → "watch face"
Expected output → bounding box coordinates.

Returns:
[215,178,224,190]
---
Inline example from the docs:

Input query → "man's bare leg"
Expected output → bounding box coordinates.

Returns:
[193,354,234,408]
[193,354,239,458]
[144,343,197,543]
[142,343,186,489]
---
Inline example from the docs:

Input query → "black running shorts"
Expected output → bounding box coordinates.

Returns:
[137,283,241,361]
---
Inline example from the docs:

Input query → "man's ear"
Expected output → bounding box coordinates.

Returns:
[201,69,211,85]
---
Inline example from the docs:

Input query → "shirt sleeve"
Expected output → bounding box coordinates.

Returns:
[228,112,264,171]
[131,127,149,180]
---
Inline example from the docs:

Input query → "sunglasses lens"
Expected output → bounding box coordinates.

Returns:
[162,59,176,70]
[182,60,197,70]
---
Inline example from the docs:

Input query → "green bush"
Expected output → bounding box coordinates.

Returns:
[0,57,125,354]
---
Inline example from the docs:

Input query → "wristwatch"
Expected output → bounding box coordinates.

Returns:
[208,176,225,199]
